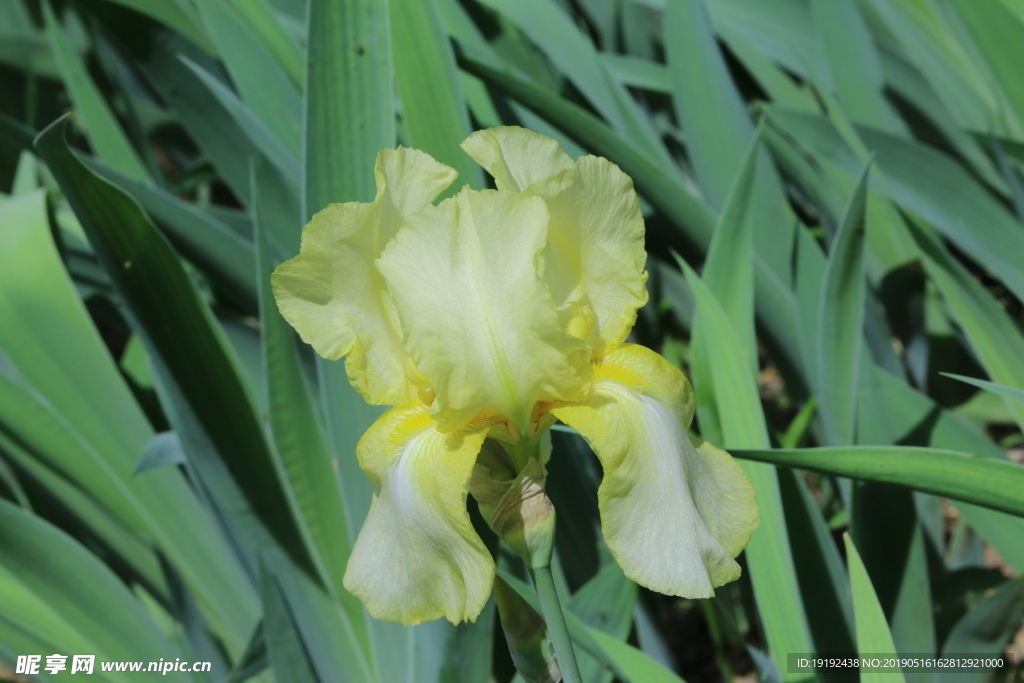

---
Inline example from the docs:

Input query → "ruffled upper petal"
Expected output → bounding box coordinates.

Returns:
[461,126,574,193]
[529,156,648,352]
[551,344,758,598]
[272,148,456,405]
[462,127,648,353]
[343,403,496,625]
[377,188,592,436]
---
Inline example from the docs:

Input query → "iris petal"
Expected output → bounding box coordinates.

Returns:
[461,126,574,192]
[272,148,456,405]
[343,403,495,625]
[462,127,648,352]
[551,344,759,598]
[377,188,591,435]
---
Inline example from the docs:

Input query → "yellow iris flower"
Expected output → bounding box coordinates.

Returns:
[272,127,759,626]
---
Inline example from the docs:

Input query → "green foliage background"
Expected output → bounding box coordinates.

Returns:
[0,0,1023,681]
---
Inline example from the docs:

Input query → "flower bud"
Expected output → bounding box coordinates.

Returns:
[470,440,556,569]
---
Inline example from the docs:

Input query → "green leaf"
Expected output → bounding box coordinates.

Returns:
[811,0,902,133]
[390,0,482,194]
[907,222,1024,431]
[305,0,394,213]
[303,3,399,676]
[43,1,150,182]
[261,548,375,682]
[139,37,263,204]
[938,578,1024,683]
[260,563,320,683]
[853,363,936,662]
[844,534,907,683]
[439,600,495,683]
[98,0,215,55]
[688,129,763,445]
[681,263,817,680]
[0,189,256,651]
[767,108,1024,304]
[35,116,318,593]
[218,0,304,87]
[942,373,1024,408]
[457,54,715,245]
[495,567,630,682]
[665,0,794,279]
[477,0,675,172]
[0,499,196,677]
[568,563,637,683]
[0,424,164,598]
[588,629,683,683]
[181,54,300,193]
[253,160,366,641]
[777,469,856,678]
[86,158,258,311]
[133,431,186,475]
[192,0,301,154]
[948,0,1024,134]
[872,370,1024,572]
[601,53,670,93]
[701,126,764,370]
[863,0,991,133]
[733,446,1024,519]
[302,0,393,559]
[817,163,869,446]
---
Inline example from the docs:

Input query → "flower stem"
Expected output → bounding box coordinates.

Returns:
[531,565,584,683]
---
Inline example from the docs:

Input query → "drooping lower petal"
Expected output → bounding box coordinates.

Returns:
[377,188,591,435]
[272,148,456,405]
[551,344,758,598]
[343,404,495,625]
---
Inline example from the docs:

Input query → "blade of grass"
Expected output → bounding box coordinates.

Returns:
[219,0,305,87]
[907,222,1024,431]
[192,0,301,154]
[938,578,1024,683]
[682,262,817,681]
[36,115,319,597]
[43,1,150,182]
[87,158,258,311]
[253,160,367,644]
[733,446,1024,519]
[811,0,903,133]
[99,0,214,54]
[666,0,794,280]
[942,373,1024,408]
[767,107,1024,303]
[390,0,481,194]
[844,534,907,683]
[817,164,869,446]
[874,370,1024,571]
[478,0,676,172]
[0,189,256,651]
[0,500,197,678]
[181,55,300,191]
